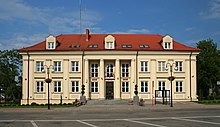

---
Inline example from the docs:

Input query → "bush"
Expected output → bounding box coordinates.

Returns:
[40,104,45,106]
[31,102,37,106]
[68,103,72,105]
[63,103,67,105]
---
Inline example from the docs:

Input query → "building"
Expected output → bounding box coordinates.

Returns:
[19,29,199,104]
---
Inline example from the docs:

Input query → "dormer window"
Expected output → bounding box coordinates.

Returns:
[162,35,173,50]
[105,35,115,49]
[46,35,56,50]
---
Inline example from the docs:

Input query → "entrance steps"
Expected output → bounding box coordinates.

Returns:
[87,99,129,105]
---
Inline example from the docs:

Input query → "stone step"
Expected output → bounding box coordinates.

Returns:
[87,99,129,105]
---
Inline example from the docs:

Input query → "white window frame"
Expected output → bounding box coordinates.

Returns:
[158,61,166,72]
[106,64,114,77]
[48,42,55,49]
[122,63,129,77]
[91,64,98,77]
[141,61,148,72]
[71,81,79,93]
[36,61,44,72]
[158,81,166,91]
[176,81,183,92]
[71,61,79,72]
[164,42,171,49]
[175,61,183,72]
[54,81,62,93]
[122,82,129,93]
[141,81,148,92]
[91,82,98,93]
[36,81,44,93]
[105,42,114,49]
[53,61,61,72]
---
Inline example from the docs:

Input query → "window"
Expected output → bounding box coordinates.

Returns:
[158,61,166,72]
[36,81,44,92]
[48,42,55,49]
[88,44,98,48]
[71,81,79,93]
[54,81,61,93]
[91,82,98,93]
[54,61,61,72]
[140,44,149,48]
[122,82,129,92]
[106,42,114,49]
[122,63,129,77]
[164,42,171,49]
[176,81,183,92]
[106,64,114,77]
[141,61,148,72]
[141,81,148,92]
[158,81,166,91]
[175,61,183,72]
[71,61,79,72]
[36,61,44,72]
[91,64,98,77]
[122,44,132,48]
[69,45,80,48]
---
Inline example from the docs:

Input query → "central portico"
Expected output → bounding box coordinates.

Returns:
[84,58,136,100]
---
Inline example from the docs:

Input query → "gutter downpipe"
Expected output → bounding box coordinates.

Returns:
[189,51,192,101]
[27,51,30,105]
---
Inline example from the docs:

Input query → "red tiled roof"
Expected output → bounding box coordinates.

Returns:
[19,32,200,52]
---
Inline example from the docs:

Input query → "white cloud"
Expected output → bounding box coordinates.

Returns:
[112,28,150,34]
[185,27,195,31]
[200,0,220,19]
[184,39,204,48]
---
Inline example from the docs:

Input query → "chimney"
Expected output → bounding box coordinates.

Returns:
[86,28,90,41]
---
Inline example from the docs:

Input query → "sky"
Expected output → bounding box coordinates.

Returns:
[0,0,220,50]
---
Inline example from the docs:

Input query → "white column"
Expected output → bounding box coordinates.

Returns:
[29,59,34,101]
[84,59,90,99]
[130,59,136,98]
[150,59,157,99]
[63,59,69,100]
[99,59,105,99]
[115,59,120,99]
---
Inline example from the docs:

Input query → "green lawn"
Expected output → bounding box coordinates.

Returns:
[0,104,76,108]
[195,100,220,104]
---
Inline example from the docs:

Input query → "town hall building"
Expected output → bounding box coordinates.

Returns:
[19,29,199,104]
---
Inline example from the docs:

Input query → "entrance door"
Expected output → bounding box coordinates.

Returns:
[106,82,114,99]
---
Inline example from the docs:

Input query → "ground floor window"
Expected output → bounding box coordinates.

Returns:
[122,82,129,93]
[71,81,79,93]
[36,81,44,92]
[176,81,183,92]
[54,81,62,93]
[91,82,98,93]
[141,81,148,92]
[158,81,166,91]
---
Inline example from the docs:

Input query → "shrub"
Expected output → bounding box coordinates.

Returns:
[31,102,37,106]
[63,103,67,105]
[40,104,44,106]
[68,103,72,105]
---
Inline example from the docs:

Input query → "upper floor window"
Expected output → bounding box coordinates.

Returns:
[71,81,79,93]
[175,61,183,72]
[122,63,129,77]
[141,61,148,72]
[141,81,148,92]
[158,81,166,91]
[91,64,98,77]
[36,81,44,93]
[54,61,61,72]
[140,44,149,48]
[46,35,56,50]
[48,42,55,49]
[106,42,114,49]
[158,61,166,72]
[91,82,98,93]
[54,81,61,93]
[164,42,171,49]
[71,61,79,72]
[122,44,132,48]
[36,61,44,72]
[122,82,129,93]
[176,81,183,92]
[106,64,114,77]
[105,35,115,49]
[88,44,98,48]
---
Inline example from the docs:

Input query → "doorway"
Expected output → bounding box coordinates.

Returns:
[106,82,114,99]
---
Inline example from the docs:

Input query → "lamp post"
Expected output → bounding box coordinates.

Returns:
[43,65,53,110]
[166,63,177,107]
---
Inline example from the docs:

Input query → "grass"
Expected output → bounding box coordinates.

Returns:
[195,100,220,104]
[0,104,76,108]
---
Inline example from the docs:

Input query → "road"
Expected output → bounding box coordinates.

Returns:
[0,104,220,127]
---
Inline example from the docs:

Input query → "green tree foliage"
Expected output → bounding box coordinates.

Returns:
[197,39,220,100]
[0,49,22,103]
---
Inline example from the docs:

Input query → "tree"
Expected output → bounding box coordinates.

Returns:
[0,49,22,103]
[197,39,220,100]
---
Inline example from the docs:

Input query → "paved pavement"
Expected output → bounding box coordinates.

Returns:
[0,102,220,127]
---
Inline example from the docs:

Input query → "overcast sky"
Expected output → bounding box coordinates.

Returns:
[0,0,220,50]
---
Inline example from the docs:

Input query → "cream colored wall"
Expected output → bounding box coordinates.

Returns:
[20,51,199,104]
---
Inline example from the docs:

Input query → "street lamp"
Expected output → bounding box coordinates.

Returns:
[42,65,53,110]
[166,63,177,107]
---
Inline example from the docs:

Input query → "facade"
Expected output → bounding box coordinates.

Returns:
[19,29,199,104]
